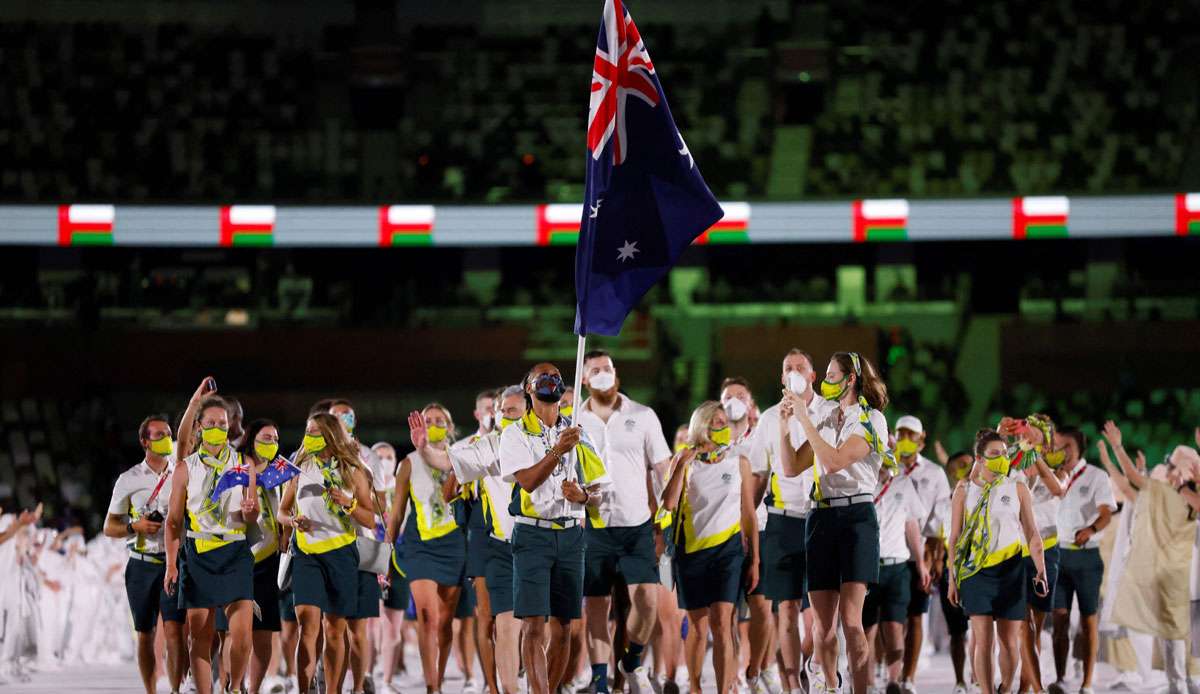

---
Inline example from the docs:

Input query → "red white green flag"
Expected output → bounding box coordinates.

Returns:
[379,205,435,246]
[220,205,275,246]
[852,199,908,242]
[694,202,750,244]
[57,204,114,246]
[1175,193,1200,236]
[1012,196,1068,239]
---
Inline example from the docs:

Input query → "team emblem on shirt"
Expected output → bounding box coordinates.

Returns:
[1000,495,1012,505]
[721,473,733,484]
[624,419,637,432]
[1079,485,1090,495]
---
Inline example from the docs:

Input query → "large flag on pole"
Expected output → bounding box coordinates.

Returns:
[574,0,723,337]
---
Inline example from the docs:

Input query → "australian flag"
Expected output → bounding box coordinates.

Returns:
[208,460,251,503]
[258,456,302,490]
[574,0,724,337]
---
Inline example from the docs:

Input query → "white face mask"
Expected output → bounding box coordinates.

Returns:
[722,397,749,422]
[481,413,494,431]
[786,371,809,396]
[588,370,617,393]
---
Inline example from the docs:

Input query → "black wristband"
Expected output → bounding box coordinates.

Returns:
[126,520,135,535]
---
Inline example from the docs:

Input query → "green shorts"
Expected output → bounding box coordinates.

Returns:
[961,554,1025,621]
[456,574,476,618]
[1054,547,1103,616]
[584,520,659,596]
[1026,544,1060,612]
[483,536,515,617]
[805,503,879,591]
[511,522,584,620]
[216,553,282,632]
[382,559,410,612]
[863,562,911,628]
[292,543,360,618]
[350,570,381,620]
[124,555,186,632]
[181,539,255,610]
[764,514,809,606]
[674,534,745,611]
[280,586,296,623]
[402,520,467,588]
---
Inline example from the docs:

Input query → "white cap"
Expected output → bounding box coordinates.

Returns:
[895,415,923,435]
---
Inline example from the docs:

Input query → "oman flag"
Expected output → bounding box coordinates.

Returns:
[852,199,908,242]
[537,204,585,246]
[220,205,275,246]
[379,205,435,246]
[57,204,114,246]
[1012,196,1069,239]
[694,202,750,245]
[1175,194,1200,236]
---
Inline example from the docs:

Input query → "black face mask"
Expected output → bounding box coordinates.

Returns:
[532,373,566,403]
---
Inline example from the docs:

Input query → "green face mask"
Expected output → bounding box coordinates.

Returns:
[709,426,732,447]
[201,427,228,447]
[148,436,174,456]
[302,434,327,453]
[819,375,849,401]
[896,438,920,458]
[984,454,1011,476]
[255,441,279,461]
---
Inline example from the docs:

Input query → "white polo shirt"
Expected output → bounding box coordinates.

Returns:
[751,400,821,518]
[576,394,672,527]
[107,457,176,555]
[900,454,951,540]
[499,411,612,521]
[449,431,517,540]
[812,402,891,499]
[357,441,388,493]
[875,474,927,561]
[1056,460,1116,550]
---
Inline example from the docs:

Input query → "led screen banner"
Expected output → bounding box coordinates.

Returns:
[1,195,1193,248]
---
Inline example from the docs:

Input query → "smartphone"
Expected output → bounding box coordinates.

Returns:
[205,377,218,393]
[145,509,165,523]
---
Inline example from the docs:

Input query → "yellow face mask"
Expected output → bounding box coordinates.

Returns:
[952,464,970,481]
[255,441,279,461]
[1043,449,1066,468]
[674,442,690,453]
[709,427,732,447]
[302,434,327,453]
[201,427,228,447]
[984,454,1011,476]
[427,425,448,443]
[148,436,174,456]
[819,376,849,401]
[560,405,574,417]
[896,439,920,457]
[498,417,519,431]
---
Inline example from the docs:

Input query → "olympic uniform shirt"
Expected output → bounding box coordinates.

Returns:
[875,475,928,561]
[576,394,671,528]
[499,410,612,523]
[900,454,951,540]
[107,456,176,555]
[812,402,891,499]
[678,450,745,554]
[964,476,1025,566]
[750,400,821,519]
[449,431,517,541]
[1056,460,1116,550]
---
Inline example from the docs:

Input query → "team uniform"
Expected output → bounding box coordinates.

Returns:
[864,474,927,628]
[806,401,887,590]
[898,453,950,616]
[400,450,466,588]
[449,430,518,617]
[673,448,748,610]
[179,445,254,610]
[349,442,386,620]
[499,410,611,620]
[291,456,362,617]
[1054,461,1116,616]
[750,401,816,608]
[576,395,672,596]
[957,476,1027,621]
[216,481,285,632]
[107,457,186,632]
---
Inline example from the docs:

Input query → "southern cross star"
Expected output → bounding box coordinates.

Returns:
[616,240,640,262]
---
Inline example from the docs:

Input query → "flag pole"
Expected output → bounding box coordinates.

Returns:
[571,333,587,418]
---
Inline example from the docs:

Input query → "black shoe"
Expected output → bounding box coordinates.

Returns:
[887,683,902,694]
[663,682,680,694]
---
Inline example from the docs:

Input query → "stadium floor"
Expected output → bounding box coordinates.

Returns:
[3,647,1137,694]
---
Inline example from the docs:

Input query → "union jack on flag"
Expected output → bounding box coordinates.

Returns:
[209,461,251,503]
[258,456,302,491]
[588,0,658,165]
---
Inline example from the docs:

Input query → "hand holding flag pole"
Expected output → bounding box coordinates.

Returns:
[572,0,723,376]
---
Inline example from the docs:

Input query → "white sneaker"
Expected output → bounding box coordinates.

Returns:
[761,668,784,694]
[462,679,481,694]
[620,662,653,694]
[901,683,916,694]
[952,686,968,694]
[1077,688,1093,694]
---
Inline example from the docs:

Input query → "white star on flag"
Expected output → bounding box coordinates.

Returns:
[616,240,640,262]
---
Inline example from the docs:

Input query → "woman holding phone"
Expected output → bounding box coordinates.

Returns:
[947,428,1048,694]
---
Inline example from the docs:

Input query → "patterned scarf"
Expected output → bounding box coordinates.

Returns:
[953,475,1004,586]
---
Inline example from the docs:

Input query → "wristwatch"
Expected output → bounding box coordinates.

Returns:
[126,520,135,535]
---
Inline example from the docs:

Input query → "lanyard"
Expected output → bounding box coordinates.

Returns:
[874,478,893,505]
[1065,465,1086,494]
[144,462,171,509]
